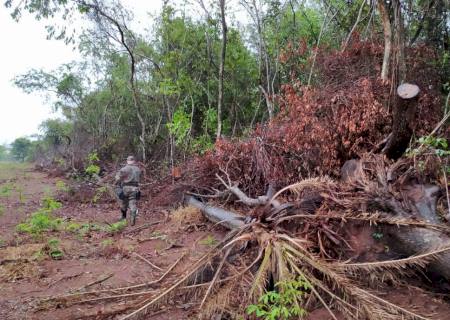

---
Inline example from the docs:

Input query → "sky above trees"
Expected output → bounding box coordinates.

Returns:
[0,1,163,144]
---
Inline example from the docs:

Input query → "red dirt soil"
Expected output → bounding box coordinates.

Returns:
[1,165,450,319]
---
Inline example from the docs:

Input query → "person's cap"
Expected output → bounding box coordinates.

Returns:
[126,155,135,162]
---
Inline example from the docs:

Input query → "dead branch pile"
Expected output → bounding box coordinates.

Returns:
[193,42,444,196]
[35,40,449,320]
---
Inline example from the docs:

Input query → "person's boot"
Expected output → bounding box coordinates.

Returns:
[120,209,127,221]
[131,209,138,226]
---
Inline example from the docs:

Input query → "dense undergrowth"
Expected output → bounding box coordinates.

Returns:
[194,42,447,196]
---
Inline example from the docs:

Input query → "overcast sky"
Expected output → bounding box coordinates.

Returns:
[0,1,164,145]
[0,1,247,145]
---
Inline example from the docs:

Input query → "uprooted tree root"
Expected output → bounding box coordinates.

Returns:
[36,155,450,320]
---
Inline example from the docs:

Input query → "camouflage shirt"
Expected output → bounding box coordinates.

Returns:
[115,164,141,186]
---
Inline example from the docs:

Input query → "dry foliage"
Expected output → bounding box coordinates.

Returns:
[170,206,204,228]
[194,42,443,196]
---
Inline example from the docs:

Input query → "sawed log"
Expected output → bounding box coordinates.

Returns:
[186,196,244,230]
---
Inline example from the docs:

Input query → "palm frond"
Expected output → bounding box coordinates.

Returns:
[335,246,450,273]
[276,212,450,233]
[250,243,273,299]
[269,177,336,204]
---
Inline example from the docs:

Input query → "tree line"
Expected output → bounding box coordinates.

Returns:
[5,0,449,169]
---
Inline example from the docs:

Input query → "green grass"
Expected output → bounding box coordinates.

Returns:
[16,185,26,203]
[55,180,69,192]
[92,186,108,203]
[47,238,64,260]
[199,234,218,247]
[65,222,81,232]
[107,220,127,234]
[0,162,30,179]
[77,223,103,237]
[0,204,4,216]
[16,196,63,236]
[0,183,14,197]
[42,196,62,210]
[16,209,62,235]
[101,239,113,247]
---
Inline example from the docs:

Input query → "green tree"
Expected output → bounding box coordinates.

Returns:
[0,144,10,161]
[10,137,32,162]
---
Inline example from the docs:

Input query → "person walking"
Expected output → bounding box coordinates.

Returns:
[115,156,141,226]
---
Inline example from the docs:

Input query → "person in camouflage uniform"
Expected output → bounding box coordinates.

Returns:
[115,156,141,226]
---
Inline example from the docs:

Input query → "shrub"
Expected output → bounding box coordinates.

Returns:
[16,196,63,235]
[47,238,64,260]
[16,209,62,235]
[85,164,100,176]
[246,277,310,320]
[85,152,101,177]
[42,196,62,210]
[107,220,127,234]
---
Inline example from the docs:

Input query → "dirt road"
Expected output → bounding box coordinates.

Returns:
[0,163,222,319]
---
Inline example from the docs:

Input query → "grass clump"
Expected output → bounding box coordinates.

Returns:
[0,183,14,197]
[42,196,62,210]
[55,180,69,192]
[46,238,64,260]
[77,223,102,237]
[92,186,108,203]
[199,234,217,246]
[107,220,127,234]
[65,222,81,232]
[16,196,63,236]
[101,239,114,247]
[16,209,62,235]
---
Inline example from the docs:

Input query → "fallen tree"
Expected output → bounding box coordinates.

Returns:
[35,152,450,320]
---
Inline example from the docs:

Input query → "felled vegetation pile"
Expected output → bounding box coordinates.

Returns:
[37,151,450,319]
[195,41,443,196]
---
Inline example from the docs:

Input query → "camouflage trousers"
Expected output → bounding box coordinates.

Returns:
[120,186,139,213]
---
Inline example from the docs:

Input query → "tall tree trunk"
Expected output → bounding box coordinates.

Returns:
[217,0,227,140]
[341,0,366,52]
[393,0,406,84]
[378,0,392,82]
[86,3,147,163]
[253,0,273,119]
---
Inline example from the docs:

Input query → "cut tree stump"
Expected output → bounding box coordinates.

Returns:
[383,83,420,159]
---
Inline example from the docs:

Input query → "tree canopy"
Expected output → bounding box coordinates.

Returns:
[4,0,449,168]
[10,137,33,162]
